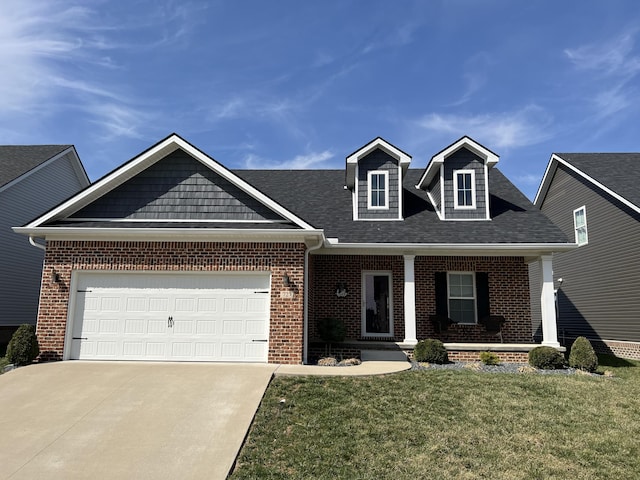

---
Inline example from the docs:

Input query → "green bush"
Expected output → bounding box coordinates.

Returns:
[6,325,39,366]
[479,351,500,365]
[528,346,565,370]
[414,339,448,364]
[569,336,598,372]
[317,318,346,356]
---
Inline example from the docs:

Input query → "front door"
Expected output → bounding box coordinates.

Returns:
[362,272,393,337]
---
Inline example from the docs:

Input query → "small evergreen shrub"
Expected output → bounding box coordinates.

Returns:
[569,336,598,372]
[413,339,448,364]
[528,346,565,370]
[6,325,39,366]
[479,351,500,365]
[317,318,346,356]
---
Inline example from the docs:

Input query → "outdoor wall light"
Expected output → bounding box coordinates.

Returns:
[283,273,291,287]
[51,270,61,284]
[335,282,348,297]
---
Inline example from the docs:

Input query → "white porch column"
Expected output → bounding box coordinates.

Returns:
[539,254,560,347]
[403,254,417,345]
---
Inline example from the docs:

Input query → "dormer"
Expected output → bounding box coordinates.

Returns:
[346,137,411,221]
[416,136,498,221]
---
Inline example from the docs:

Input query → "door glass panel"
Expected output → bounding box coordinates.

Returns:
[364,274,391,334]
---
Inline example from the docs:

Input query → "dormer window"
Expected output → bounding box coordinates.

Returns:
[454,170,475,209]
[368,170,388,209]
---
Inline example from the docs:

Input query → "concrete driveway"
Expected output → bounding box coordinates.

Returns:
[0,361,276,480]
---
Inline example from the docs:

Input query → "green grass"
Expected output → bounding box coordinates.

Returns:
[230,355,640,479]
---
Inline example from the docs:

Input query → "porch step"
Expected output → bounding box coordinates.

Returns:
[361,349,409,362]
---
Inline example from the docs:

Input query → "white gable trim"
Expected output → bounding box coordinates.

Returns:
[24,134,315,230]
[416,136,499,191]
[0,147,89,195]
[535,154,640,214]
[345,137,411,189]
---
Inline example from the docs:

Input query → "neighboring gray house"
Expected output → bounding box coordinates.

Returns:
[531,153,640,359]
[0,146,89,348]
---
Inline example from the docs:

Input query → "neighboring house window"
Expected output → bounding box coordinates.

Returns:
[454,170,475,209]
[447,272,476,324]
[573,206,588,246]
[368,170,388,209]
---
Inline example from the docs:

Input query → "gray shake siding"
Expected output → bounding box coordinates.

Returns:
[71,149,285,221]
[357,150,400,219]
[443,149,487,220]
[428,174,441,214]
[534,164,640,343]
[1,152,87,327]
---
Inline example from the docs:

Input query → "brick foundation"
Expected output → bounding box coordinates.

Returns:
[571,338,640,361]
[37,241,306,364]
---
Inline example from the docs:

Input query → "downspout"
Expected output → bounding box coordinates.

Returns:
[29,236,46,250]
[303,235,324,364]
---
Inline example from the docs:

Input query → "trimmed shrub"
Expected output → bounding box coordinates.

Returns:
[479,351,500,365]
[569,336,598,372]
[317,318,346,356]
[6,325,39,366]
[528,346,565,370]
[414,339,448,364]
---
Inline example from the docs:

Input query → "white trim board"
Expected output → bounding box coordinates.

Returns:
[23,134,316,231]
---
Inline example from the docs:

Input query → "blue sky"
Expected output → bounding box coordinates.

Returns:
[3,0,640,199]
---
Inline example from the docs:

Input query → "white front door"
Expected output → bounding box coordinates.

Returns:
[362,271,393,338]
[68,272,271,362]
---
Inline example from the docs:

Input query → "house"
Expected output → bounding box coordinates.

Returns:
[532,152,640,359]
[15,134,572,364]
[0,146,89,350]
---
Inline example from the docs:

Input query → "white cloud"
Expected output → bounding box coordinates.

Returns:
[416,105,553,149]
[565,32,640,77]
[243,150,334,169]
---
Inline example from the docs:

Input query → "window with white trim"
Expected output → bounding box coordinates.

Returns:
[368,170,388,209]
[573,206,588,246]
[454,170,475,209]
[448,272,476,324]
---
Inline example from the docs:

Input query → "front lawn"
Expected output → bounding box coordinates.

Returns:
[231,356,640,479]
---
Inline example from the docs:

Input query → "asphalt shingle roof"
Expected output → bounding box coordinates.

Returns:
[0,145,71,188]
[555,153,640,209]
[235,169,570,244]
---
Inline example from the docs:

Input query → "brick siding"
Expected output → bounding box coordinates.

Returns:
[310,255,533,344]
[37,241,306,364]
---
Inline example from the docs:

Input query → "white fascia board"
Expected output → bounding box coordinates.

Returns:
[314,242,577,256]
[416,136,499,190]
[533,154,559,206]
[24,134,316,231]
[0,146,86,195]
[535,154,640,214]
[345,137,411,189]
[13,226,325,243]
[67,146,91,186]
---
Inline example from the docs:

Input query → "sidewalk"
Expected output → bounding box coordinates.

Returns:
[274,350,411,377]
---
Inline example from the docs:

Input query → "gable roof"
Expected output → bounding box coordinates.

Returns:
[345,137,411,189]
[534,153,640,214]
[23,133,317,232]
[416,136,499,190]
[0,145,74,189]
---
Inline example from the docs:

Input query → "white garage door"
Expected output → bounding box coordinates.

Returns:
[69,272,271,362]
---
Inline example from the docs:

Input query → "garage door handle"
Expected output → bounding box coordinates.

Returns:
[252,339,268,342]
[168,316,174,328]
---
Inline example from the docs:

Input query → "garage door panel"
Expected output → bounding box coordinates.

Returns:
[197,298,218,312]
[96,341,118,357]
[124,318,146,334]
[70,273,271,362]
[100,297,121,312]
